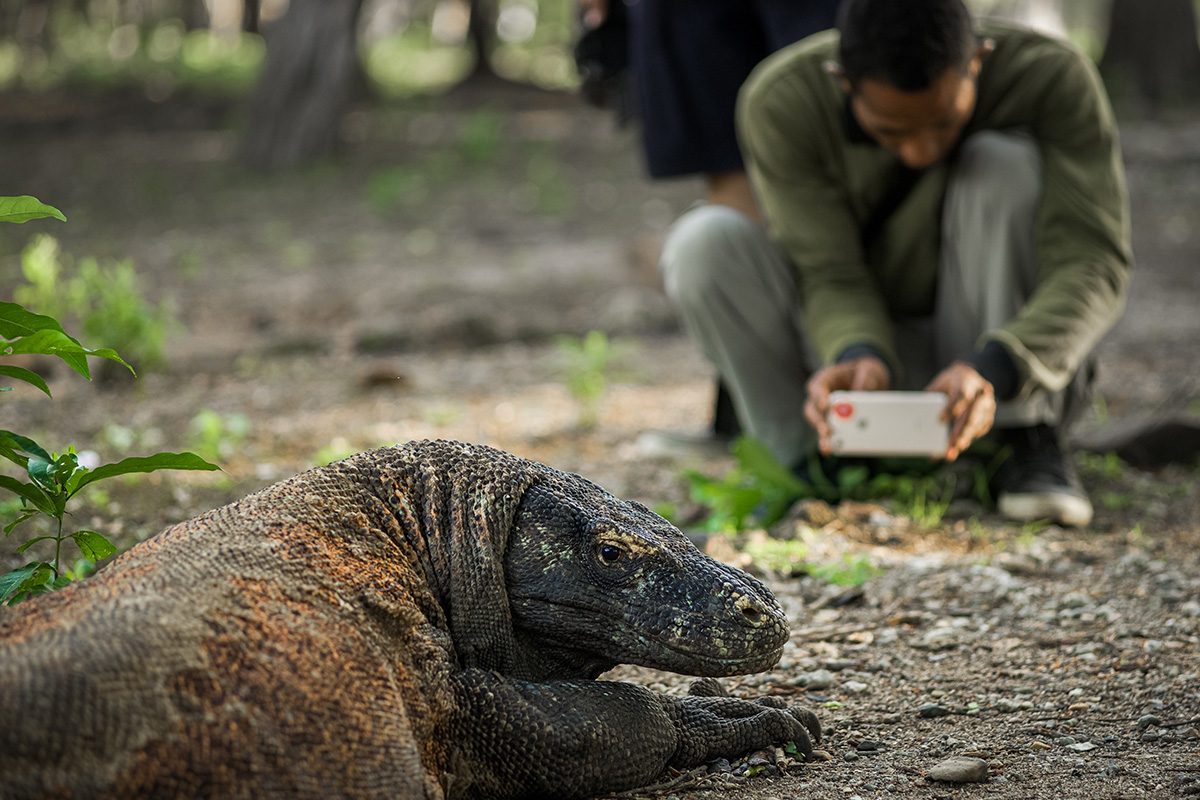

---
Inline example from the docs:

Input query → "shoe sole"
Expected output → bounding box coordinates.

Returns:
[998,491,1094,527]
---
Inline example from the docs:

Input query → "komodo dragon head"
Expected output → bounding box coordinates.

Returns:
[500,479,790,681]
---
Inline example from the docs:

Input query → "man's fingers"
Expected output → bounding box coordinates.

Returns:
[945,389,995,460]
[805,372,834,445]
[803,398,831,451]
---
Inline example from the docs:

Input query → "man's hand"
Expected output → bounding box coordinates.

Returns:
[804,356,890,454]
[926,362,996,460]
[579,0,608,28]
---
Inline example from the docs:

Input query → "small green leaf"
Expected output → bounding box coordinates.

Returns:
[4,329,131,379]
[0,475,54,514]
[0,196,66,224]
[15,535,56,553]
[0,365,51,396]
[0,430,51,463]
[0,561,52,604]
[733,437,808,495]
[71,530,117,562]
[73,451,220,494]
[0,301,68,340]
[26,450,82,502]
[4,510,39,536]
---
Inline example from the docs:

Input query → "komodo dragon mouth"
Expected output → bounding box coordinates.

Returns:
[508,593,787,675]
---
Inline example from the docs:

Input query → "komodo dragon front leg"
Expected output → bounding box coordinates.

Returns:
[444,670,820,800]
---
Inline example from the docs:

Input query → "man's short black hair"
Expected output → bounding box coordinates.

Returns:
[837,0,977,91]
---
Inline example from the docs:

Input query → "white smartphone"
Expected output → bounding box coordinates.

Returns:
[827,391,949,458]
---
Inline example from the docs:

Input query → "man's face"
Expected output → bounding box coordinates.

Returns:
[846,52,985,170]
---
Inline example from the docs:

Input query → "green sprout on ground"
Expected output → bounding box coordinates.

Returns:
[556,330,628,429]
[187,409,252,465]
[740,536,880,586]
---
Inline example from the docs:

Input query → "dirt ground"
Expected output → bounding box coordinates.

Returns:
[1,84,1198,798]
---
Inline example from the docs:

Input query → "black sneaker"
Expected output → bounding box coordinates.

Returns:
[993,425,1093,527]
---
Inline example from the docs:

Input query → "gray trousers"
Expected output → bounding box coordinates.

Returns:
[661,131,1090,467]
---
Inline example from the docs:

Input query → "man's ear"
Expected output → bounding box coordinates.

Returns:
[971,38,996,76]
[823,60,853,94]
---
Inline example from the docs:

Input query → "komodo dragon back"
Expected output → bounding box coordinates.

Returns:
[0,439,818,799]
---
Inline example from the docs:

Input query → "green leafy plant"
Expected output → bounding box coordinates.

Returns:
[525,144,572,215]
[806,553,881,586]
[869,470,956,528]
[313,436,358,467]
[556,330,626,429]
[187,409,252,464]
[684,436,996,533]
[0,196,67,224]
[0,196,218,603]
[367,166,428,215]
[0,433,217,603]
[1077,450,1128,480]
[685,437,814,532]
[739,532,880,586]
[15,233,177,373]
[459,109,504,165]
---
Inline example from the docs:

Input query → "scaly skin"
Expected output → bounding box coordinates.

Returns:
[0,439,818,799]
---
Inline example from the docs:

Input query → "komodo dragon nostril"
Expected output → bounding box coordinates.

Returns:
[735,595,764,624]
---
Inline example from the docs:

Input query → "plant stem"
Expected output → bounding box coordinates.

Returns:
[53,515,63,577]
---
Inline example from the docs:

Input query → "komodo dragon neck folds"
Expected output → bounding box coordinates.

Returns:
[0,439,819,799]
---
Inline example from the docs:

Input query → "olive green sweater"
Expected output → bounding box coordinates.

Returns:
[737,22,1132,398]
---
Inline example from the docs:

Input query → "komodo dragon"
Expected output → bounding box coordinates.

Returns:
[0,438,818,799]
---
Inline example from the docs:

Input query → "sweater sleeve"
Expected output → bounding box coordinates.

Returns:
[983,39,1132,395]
[736,55,901,375]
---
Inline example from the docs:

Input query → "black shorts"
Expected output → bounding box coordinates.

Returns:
[629,0,839,178]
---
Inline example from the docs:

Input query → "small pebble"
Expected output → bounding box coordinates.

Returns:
[1138,714,1162,729]
[1056,735,1077,746]
[843,750,859,761]
[798,669,836,691]
[1069,742,1097,752]
[918,703,951,718]
[842,680,869,694]
[856,740,881,753]
[926,756,989,783]
[1030,741,1052,751]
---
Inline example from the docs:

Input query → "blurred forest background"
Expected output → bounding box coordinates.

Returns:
[1,0,1198,168]
[0,0,1198,502]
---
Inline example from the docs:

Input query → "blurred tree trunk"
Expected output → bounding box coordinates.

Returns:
[243,0,261,34]
[15,0,52,50]
[1100,0,1200,114]
[183,0,209,31]
[466,0,498,78]
[240,0,367,170]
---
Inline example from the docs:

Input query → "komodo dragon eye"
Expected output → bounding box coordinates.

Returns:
[598,543,624,565]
